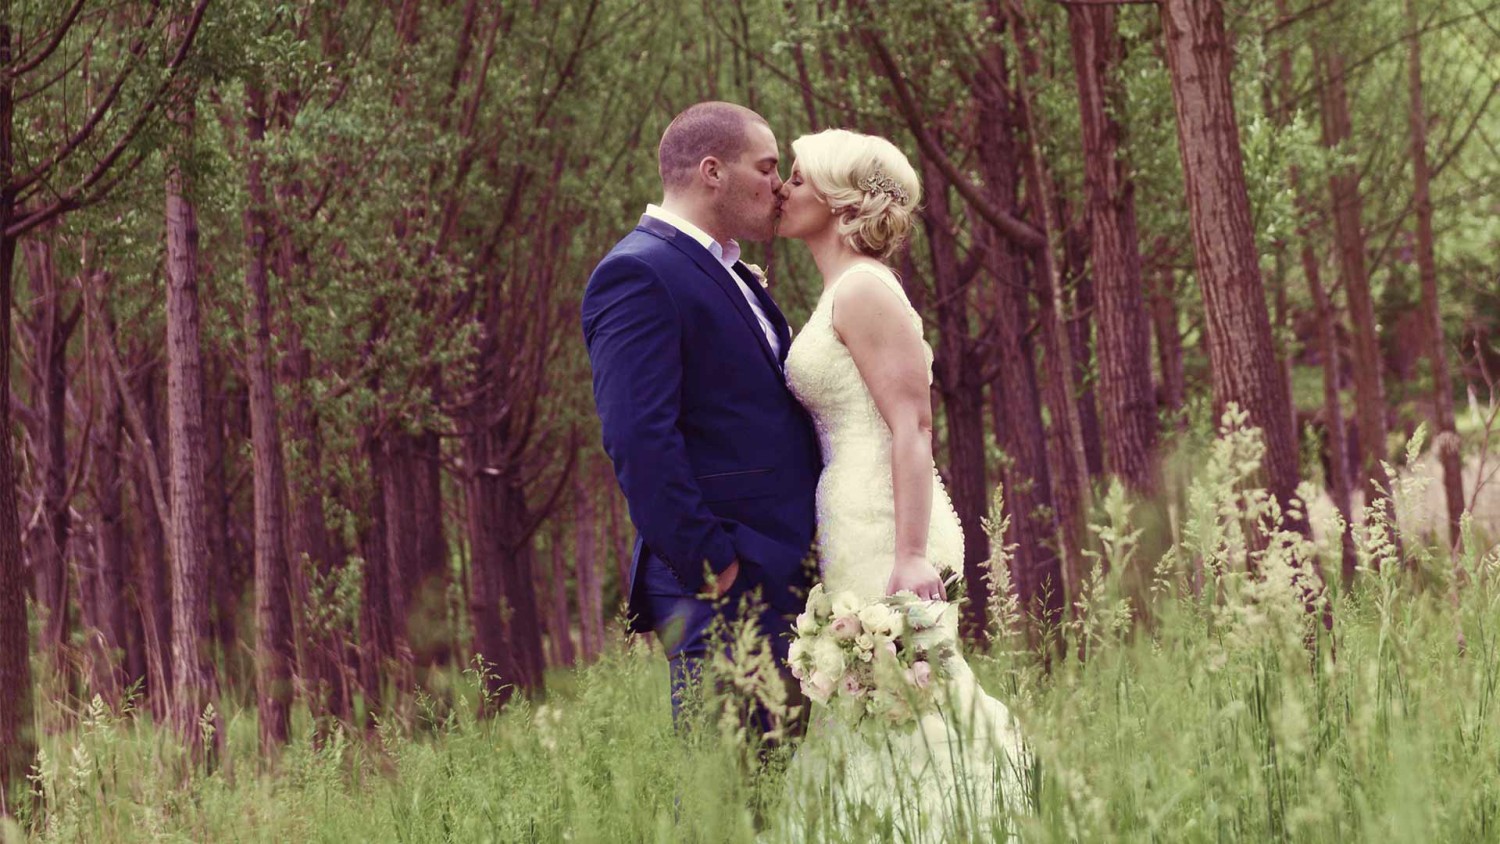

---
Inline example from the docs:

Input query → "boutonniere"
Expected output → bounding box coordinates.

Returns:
[744,262,770,289]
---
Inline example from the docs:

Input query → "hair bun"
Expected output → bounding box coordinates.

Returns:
[791,129,922,260]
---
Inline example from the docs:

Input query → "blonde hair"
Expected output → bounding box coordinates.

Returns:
[790,129,922,260]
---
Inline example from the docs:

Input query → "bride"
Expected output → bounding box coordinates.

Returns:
[773,129,1030,840]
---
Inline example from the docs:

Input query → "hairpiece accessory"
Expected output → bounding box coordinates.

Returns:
[857,170,910,204]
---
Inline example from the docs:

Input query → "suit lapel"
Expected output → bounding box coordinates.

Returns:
[732,262,793,365]
[636,215,781,372]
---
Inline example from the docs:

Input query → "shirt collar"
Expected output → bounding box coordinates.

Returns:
[645,204,740,268]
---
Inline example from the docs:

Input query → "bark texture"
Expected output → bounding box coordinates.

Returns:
[244,83,294,751]
[1067,3,1159,494]
[1405,0,1465,545]
[1160,0,1311,539]
[163,55,221,753]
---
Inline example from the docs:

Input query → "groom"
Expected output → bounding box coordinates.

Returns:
[581,102,820,733]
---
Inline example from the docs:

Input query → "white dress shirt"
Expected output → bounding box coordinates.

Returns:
[645,204,781,360]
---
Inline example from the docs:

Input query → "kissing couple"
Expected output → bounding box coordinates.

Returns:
[582,102,1029,838]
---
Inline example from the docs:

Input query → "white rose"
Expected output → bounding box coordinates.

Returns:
[810,636,847,678]
[807,584,833,619]
[831,591,863,618]
[788,637,809,667]
[857,603,903,637]
[795,612,818,637]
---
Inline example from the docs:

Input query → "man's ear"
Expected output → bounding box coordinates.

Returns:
[697,155,723,188]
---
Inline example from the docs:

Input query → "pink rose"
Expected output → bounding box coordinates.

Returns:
[830,615,862,641]
[910,660,932,689]
[840,672,866,698]
[885,641,899,657]
[807,670,837,704]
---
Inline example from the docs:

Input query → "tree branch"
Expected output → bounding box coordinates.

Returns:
[12,0,91,77]
[8,0,212,238]
[858,25,1047,251]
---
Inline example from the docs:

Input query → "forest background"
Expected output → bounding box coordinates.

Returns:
[0,0,1496,838]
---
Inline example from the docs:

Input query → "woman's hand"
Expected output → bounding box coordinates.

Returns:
[887,555,946,601]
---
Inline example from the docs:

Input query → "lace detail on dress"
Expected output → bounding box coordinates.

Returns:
[784,261,965,601]
[777,261,1029,841]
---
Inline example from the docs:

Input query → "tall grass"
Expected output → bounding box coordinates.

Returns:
[8,410,1500,842]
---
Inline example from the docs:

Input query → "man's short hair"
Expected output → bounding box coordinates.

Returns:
[657,102,768,190]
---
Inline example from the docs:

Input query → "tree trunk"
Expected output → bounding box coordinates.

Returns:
[409,430,450,666]
[21,234,74,682]
[1007,5,1093,597]
[163,58,221,754]
[465,425,545,705]
[1068,260,1106,481]
[244,83,294,752]
[466,435,519,707]
[275,224,353,727]
[202,355,238,661]
[283,385,350,726]
[1405,0,1465,546]
[359,434,399,713]
[575,468,604,664]
[1066,3,1159,494]
[920,158,992,644]
[973,42,1066,643]
[382,430,447,668]
[0,18,35,790]
[1306,236,1360,585]
[607,486,629,603]
[127,366,173,723]
[87,342,130,707]
[1317,46,1392,513]
[1271,0,1358,583]
[1149,267,1186,421]
[547,526,575,667]
[381,436,414,661]
[1159,0,1311,541]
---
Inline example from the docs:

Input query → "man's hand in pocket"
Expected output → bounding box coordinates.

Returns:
[703,560,740,599]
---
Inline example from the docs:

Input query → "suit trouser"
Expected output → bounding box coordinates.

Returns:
[639,552,802,740]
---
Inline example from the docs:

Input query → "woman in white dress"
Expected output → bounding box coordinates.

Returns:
[774,129,1029,840]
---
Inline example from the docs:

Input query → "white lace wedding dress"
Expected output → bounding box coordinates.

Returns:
[775,262,1030,841]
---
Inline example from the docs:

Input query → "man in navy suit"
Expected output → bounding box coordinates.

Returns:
[581,102,820,734]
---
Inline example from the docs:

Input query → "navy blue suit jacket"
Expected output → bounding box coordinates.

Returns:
[582,215,821,634]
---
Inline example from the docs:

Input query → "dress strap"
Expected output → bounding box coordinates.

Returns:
[827,261,922,331]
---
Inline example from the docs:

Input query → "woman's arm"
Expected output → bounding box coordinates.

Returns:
[831,271,946,601]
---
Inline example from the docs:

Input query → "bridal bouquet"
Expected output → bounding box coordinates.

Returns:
[786,583,959,728]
